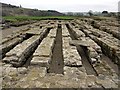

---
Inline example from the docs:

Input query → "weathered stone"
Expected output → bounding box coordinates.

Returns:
[77,21,120,65]
[86,75,97,87]
[3,75,12,82]
[63,37,82,67]
[17,67,28,74]
[69,23,85,38]
[48,28,57,38]
[96,78,118,88]
[7,36,39,56]
[62,24,70,37]
[3,64,12,67]
[35,81,43,87]
[3,67,17,76]
[91,35,120,65]
[31,27,56,66]
[3,36,40,63]
[25,27,43,35]
[27,67,46,78]
[31,57,49,67]
[77,37,102,64]
[0,37,23,58]
[81,29,92,37]
[33,37,55,57]
[87,47,98,58]
[1,20,119,88]
[69,40,89,47]
[3,56,19,63]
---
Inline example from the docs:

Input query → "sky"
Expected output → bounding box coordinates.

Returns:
[0,0,119,12]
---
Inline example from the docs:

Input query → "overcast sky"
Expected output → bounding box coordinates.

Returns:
[0,0,119,12]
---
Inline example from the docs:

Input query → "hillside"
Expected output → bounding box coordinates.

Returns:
[1,2,64,16]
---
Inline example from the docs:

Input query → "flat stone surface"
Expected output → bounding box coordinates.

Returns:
[47,28,57,38]
[62,24,70,37]
[73,28,85,38]
[63,37,82,67]
[69,40,89,47]
[70,23,85,38]
[31,57,49,67]
[31,27,56,66]
[6,35,40,57]
[25,27,43,35]
[33,36,55,57]
[80,37,102,53]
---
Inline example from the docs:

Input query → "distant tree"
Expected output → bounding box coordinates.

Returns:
[102,11,108,14]
[8,4,11,6]
[102,11,109,16]
[88,10,93,16]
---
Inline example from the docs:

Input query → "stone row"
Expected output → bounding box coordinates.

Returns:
[90,20,120,40]
[1,21,49,45]
[73,20,118,75]
[90,34,120,65]
[62,37,82,67]
[77,21,120,65]
[1,27,30,45]
[24,26,44,35]
[0,34,28,58]
[68,22,102,65]
[81,21,120,49]
[99,25,120,40]
[3,35,40,63]
[93,19,119,27]
[62,24,82,67]
[80,37,102,64]
[31,28,57,67]
[69,22,85,39]
[62,23,70,37]
[4,27,51,67]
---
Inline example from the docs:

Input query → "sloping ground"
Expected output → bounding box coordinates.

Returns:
[1,19,119,89]
[1,3,64,16]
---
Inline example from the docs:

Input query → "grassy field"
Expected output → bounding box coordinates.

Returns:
[3,16,79,22]
[3,15,115,23]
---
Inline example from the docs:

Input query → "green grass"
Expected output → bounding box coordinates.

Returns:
[3,16,78,22]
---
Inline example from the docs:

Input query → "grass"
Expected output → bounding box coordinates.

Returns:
[3,16,78,22]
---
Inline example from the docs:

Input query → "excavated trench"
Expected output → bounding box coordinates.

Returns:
[48,24,64,74]
[66,23,98,76]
